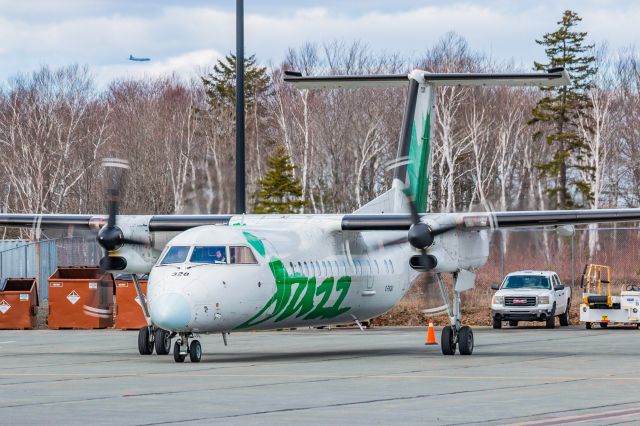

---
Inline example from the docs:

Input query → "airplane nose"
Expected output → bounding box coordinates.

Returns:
[150,293,192,331]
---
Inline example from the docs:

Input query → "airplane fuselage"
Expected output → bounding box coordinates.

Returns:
[147,216,416,334]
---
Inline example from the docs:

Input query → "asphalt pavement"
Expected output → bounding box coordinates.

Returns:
[0,326,638,425]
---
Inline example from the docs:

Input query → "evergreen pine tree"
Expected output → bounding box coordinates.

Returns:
[529,10,597,209]
[201,54,270,110]
[253,147,305,214]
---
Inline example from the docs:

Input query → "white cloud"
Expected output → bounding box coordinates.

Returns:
[0,1,638,84]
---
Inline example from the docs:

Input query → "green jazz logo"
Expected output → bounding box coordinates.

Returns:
[236,258,351,329]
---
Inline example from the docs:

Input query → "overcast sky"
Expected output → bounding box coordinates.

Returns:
[1,0,638,84]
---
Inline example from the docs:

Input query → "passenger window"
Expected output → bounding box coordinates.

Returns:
[374,260,380,274]
[321,261,327,276]
[229,246,257,264]
[333,261,340,275]
[289,262,295,274]
[160,246,191,265]
[339,260,347,275]
[389,260,395,274]
[190,246,227,264]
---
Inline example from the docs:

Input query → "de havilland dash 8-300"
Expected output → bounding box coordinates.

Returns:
[3,68,640,363]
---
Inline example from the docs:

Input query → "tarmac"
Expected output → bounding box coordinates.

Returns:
[0,326,639,425]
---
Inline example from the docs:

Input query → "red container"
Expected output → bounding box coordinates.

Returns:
[48,267,114,329]
[114,274,148,330]
[0,278,38,329]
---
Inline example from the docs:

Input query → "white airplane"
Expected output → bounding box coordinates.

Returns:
[3,68,640,363]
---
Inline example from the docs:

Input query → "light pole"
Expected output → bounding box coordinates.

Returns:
[235,0,245,214]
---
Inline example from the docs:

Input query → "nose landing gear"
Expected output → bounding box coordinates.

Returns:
[173,333,202,363]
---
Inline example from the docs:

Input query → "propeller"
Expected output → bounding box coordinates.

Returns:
[96,158,148,270]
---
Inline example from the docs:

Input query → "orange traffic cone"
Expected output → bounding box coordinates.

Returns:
[425,319,437,345]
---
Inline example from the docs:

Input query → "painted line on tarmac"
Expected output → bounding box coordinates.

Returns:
[507,406,640,425]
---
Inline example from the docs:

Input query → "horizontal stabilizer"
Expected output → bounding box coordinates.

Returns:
[421,69,570,87]
[283,69,569,89]
[283,71,407,89]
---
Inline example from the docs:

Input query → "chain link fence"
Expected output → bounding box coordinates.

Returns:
[0,238,101,300]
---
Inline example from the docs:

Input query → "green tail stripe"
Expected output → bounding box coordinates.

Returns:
[406,112,431,212]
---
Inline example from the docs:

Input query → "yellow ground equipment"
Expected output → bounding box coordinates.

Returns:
[580,263,640,329]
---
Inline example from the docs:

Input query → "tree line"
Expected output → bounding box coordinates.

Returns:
[0,11,639,226]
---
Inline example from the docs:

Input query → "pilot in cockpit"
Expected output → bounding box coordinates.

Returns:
[213,248,226,264]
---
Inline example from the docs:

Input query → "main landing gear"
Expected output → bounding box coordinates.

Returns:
[137,326,175,356]
[173,333,201,363]
[436,271,475,355]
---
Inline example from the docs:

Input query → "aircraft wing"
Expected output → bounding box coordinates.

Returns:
[341,208,640,232]
[284,68,569,89]
[0,214,232,232]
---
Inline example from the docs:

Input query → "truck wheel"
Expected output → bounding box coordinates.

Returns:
[546,304,556,329]
[586,322,592,329]
[509,320,518,327]
[600,322,608,328]
[559,299,570,326]
[492,318,502,329]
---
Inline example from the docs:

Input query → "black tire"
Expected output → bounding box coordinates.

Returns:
[586,322,592,329]
[189,340,202,363]
[458,326,474,355]
[138,326,154,355]
[546,304,556,329]
[600,322,608,328]
[509,320,518,327]
[173,340,185,363]
[154,329,171,355]
[560,299,570,326]
[441,326,456,355]
[492,318,502,329]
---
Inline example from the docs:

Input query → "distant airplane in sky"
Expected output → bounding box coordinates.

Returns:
[129,54,150,62]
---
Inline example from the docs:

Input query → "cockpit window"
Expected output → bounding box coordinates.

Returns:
[229,246,257,264]
[160,246,191,265]
[190,246,227,264]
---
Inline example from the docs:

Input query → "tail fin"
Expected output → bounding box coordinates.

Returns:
[284,68,569,214]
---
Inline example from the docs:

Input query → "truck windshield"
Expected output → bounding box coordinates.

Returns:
[502,275,551,289]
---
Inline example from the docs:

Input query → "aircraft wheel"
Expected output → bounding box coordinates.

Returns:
[441,326,456,355]
[138,326,154,355]
[173,340,185,363]
[189,340,202,363]
[509,320,518,327]
[458,326,474,355]
[154,328,171,355]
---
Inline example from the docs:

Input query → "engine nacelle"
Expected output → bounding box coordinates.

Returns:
[97,215,164,274]
[100,245,158,273]
[410,229,489,273]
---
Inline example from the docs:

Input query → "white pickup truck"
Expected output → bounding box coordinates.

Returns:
[491,270,571,329]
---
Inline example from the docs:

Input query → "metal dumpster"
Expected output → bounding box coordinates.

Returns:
[0,278,38,329]
[48,267,114,329]
[114,274,149,330]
